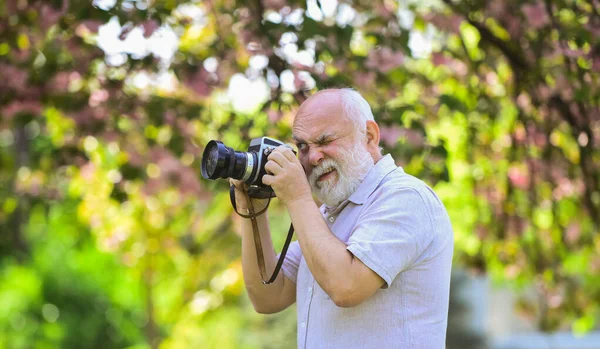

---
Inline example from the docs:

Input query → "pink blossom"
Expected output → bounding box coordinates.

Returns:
[404,129,425,147]
[522,2,550,29]
[449,60,468,77]
[504,16,522,38]
[431,52,452,67]
[164,110,176,126]
[379,125,404,147]
[374,3,393,19]
[89,89,110,107]
[508,166,529,190]
[80,162,96,181]
[39,3,65,31]
[562,48,584,58]
[366,47,404,73]
[124,147,146,167]
[1,100,42,120]
[268,109,282,123]
[293,71,305,90]
[536,84,552,100]
[565,223,581,244]
[262,0,286,11]
[48,71,72,92]
[182,68,212,97]
[0,64,29,94]
[423,13,463,33]
[142,148,202,197]
[591,56,600,72]
[517,93,532,112]
[585,22,600,37]
[76,20,103,37]
[486,2,506,17]
[354,71,376,88]
[141,20,159,38]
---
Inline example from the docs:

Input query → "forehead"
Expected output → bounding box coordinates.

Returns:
[292,93,353,141]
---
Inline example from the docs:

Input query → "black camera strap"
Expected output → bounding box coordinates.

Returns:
[230,185,295,285]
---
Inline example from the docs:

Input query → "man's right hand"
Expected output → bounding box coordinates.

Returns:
[229,179,270,214]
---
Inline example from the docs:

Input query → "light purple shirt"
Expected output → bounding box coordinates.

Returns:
[281,154,454,349]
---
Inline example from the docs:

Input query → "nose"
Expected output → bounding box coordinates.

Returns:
[307,146,324,167]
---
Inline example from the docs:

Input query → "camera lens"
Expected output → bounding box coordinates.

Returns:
[201,140,254,182]
[205,146,220,178]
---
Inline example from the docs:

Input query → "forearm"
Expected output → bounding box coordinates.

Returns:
[285,197,354,302]
[239,212,287,312]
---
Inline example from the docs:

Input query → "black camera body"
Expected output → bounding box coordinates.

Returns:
[201,137,290,198]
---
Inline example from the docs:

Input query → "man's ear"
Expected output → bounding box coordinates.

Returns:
[365,120,380,148]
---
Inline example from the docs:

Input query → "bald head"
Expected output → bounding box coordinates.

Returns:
[294,88,375,136]
[294,89,344,126]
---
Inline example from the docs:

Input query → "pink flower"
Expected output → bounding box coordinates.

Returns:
[141,20,159,38]
[262,0,286,11]
[522,2,550,29]
[486,2,506,17]
[565,223,581,244]
[508,166,529,190]
[591,56,600,72]
[366,47,404,73]
[424,13,463,33]
[431,52,452,67]
[1,100,42,120]
[353,71,376,88]
[182,68,212,97]
[89,89,109,107]
[76,20,103,36]
[0,64,29,94]
[379,125,404,147]
[504,16,523,38]
[48,71,72,92]
[267,109,282,123]
[39,3,65,31]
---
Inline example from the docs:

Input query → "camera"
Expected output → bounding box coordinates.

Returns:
[201,137,292,199]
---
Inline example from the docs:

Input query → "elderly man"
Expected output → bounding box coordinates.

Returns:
[232,88,454,349]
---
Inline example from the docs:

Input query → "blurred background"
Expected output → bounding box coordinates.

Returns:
[1,0,599,348]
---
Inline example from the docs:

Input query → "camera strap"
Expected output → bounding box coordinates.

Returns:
[230,185,295,285]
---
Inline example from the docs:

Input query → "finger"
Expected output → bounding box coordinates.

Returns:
[264,160,282,175]
[230,178,248,191]
[262,174,274,186]
[280,146,297,162]
[267,151,289,166]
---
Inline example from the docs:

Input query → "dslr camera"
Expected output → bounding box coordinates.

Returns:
[201,137,293,199]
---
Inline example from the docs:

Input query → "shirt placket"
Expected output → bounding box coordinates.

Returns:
[299,277,316,349]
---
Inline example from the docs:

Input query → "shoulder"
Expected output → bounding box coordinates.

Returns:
[369,168,440,206]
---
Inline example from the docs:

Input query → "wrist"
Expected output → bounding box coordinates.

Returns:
[284,193,314,209]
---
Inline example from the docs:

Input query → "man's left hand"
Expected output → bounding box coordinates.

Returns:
[262,146,312,206]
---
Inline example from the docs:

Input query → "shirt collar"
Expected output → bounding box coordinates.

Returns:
[347,154,399,205]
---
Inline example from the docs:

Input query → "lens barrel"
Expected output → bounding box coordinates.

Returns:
[201,140,254,182]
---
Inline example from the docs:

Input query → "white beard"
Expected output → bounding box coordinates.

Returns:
[308,139,375,208]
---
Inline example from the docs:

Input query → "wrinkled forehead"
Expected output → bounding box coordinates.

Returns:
[292,93,352,141]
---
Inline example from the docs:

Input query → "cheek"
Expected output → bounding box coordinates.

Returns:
[299,155,311,175]
[321,146,341,162]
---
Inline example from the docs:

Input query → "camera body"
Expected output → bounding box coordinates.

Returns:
[201,137,292,198]
[246,137,286,186]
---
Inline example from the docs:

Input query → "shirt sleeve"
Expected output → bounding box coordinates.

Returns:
[346,187,435,288]
[278,240,301,284]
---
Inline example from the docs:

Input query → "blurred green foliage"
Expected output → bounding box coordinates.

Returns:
[0,0,599,347]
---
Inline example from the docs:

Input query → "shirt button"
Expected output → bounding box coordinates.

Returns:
[308,287,313,294]
[328,217,335,223]
[301,322,306,328]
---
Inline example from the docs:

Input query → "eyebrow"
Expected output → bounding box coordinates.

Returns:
[293,132,337,145]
